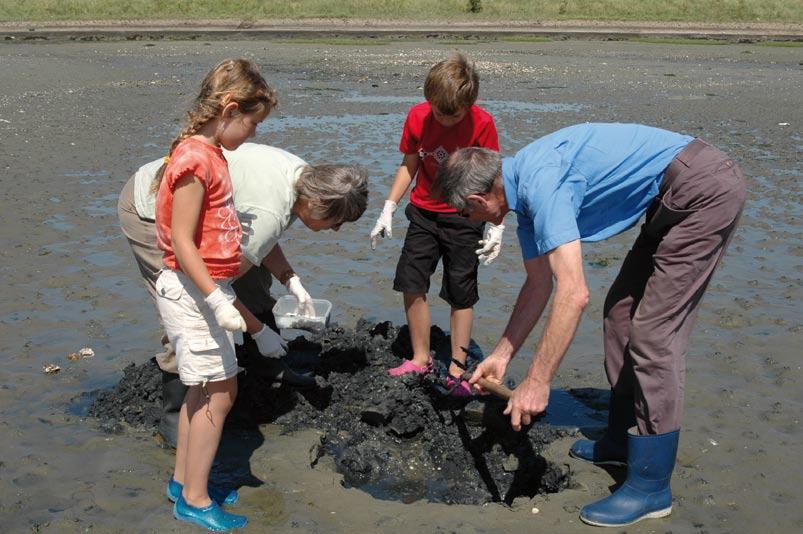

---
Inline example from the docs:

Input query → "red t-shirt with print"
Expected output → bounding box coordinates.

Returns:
[400,102,499,213]
[155,137,242,280]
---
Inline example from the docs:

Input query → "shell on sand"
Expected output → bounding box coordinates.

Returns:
[42,363,61,374]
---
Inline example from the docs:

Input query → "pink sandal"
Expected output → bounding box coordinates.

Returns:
[388,358,433,377]
[445,375,474,397]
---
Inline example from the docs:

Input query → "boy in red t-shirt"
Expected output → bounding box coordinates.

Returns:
[370,53,503,395]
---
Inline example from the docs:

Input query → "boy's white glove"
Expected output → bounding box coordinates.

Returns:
[475,223,505,265]
[370,200,398,249]
[204,286,246,332]
[252,325,288,359]
[285,275,315,317]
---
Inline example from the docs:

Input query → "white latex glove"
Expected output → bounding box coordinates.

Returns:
[475,223,505,265]
[204,286,247,332]
[252,325,288,359]
[370,200,398,250]
[285,275,315,317]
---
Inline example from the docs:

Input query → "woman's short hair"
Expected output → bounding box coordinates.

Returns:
[295,164,369,223]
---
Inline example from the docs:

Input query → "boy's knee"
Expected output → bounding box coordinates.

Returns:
[439,284,478,309]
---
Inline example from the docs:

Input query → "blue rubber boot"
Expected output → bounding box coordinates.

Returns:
[580,428,680,527]
[569,390,635,467]
[173,492,247,532]
[166,477,239,506]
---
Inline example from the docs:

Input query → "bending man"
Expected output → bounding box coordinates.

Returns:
[433,123,745,527]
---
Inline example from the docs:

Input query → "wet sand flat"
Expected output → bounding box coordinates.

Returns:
[0,38,801,532]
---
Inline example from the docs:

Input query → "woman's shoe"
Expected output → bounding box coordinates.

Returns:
[173,493,247,532]
[167,477,239,506]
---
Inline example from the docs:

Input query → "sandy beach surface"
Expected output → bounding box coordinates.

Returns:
[0,36,801,532]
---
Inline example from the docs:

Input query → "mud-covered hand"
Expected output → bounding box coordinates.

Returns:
[476,223,505,265]
[370,200,397,250]
[503,377,550,432]
[252,325,288,359]
[285,275,315,317]
[204,286,246,332]
[468,353,510,395]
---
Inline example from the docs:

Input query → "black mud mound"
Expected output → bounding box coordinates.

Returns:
[88,357,163,435]
[88,319,574,505]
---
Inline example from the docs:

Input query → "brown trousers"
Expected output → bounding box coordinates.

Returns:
[117,175,163,305]
[603,139,746,435]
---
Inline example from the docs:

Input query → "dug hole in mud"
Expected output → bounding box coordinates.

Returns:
[88,319,590,506]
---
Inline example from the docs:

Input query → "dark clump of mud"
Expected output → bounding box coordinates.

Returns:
[88,319,574,505]
[88,358,163,435]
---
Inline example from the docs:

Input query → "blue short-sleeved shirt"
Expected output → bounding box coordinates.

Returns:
[503,123,693,259]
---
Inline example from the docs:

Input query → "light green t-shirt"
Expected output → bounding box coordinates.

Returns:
[133,143,306,266]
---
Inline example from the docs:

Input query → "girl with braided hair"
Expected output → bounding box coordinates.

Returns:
[152,58,279,531]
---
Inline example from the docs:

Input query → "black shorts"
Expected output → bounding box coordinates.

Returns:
[393,203,484,309]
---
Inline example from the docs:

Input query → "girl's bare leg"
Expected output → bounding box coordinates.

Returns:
[172,385,196,484]
[181,377,238,508]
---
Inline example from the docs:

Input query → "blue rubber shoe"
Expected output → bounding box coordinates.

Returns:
[167,477,239,506]
[569,434,627,467]
[580,428,680,527]
[173,493,247,532]
[569,390,634,467]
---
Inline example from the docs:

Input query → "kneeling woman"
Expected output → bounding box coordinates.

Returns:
[118,142,369,445]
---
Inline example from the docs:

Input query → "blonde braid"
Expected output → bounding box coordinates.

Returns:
[151,58,277,194]
[150,105,218,193]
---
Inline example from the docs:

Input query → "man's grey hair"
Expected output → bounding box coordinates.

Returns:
[433,147,502,211]
[295,164,369,223]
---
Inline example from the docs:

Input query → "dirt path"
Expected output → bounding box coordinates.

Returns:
[1,18,802,40]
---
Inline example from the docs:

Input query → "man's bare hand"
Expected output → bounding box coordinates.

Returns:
[468,353,509,394]
[503,377,550,431]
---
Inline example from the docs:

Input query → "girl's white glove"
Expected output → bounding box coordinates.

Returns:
[204,286,247,332]
[252,325,288,359]
[370,200,398,250]
[285,275,315,317]
[475,223,505,265]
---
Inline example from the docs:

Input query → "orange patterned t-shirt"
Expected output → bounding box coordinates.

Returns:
[155,137,242,279]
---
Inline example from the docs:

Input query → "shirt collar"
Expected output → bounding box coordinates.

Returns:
[501,157,520,214]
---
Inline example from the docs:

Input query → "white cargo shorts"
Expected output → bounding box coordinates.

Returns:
[154,269,241,386]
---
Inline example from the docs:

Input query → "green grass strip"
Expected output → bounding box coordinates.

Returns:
[1,0,801,23]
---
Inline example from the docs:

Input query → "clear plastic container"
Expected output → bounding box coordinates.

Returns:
[272,295,332,331]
